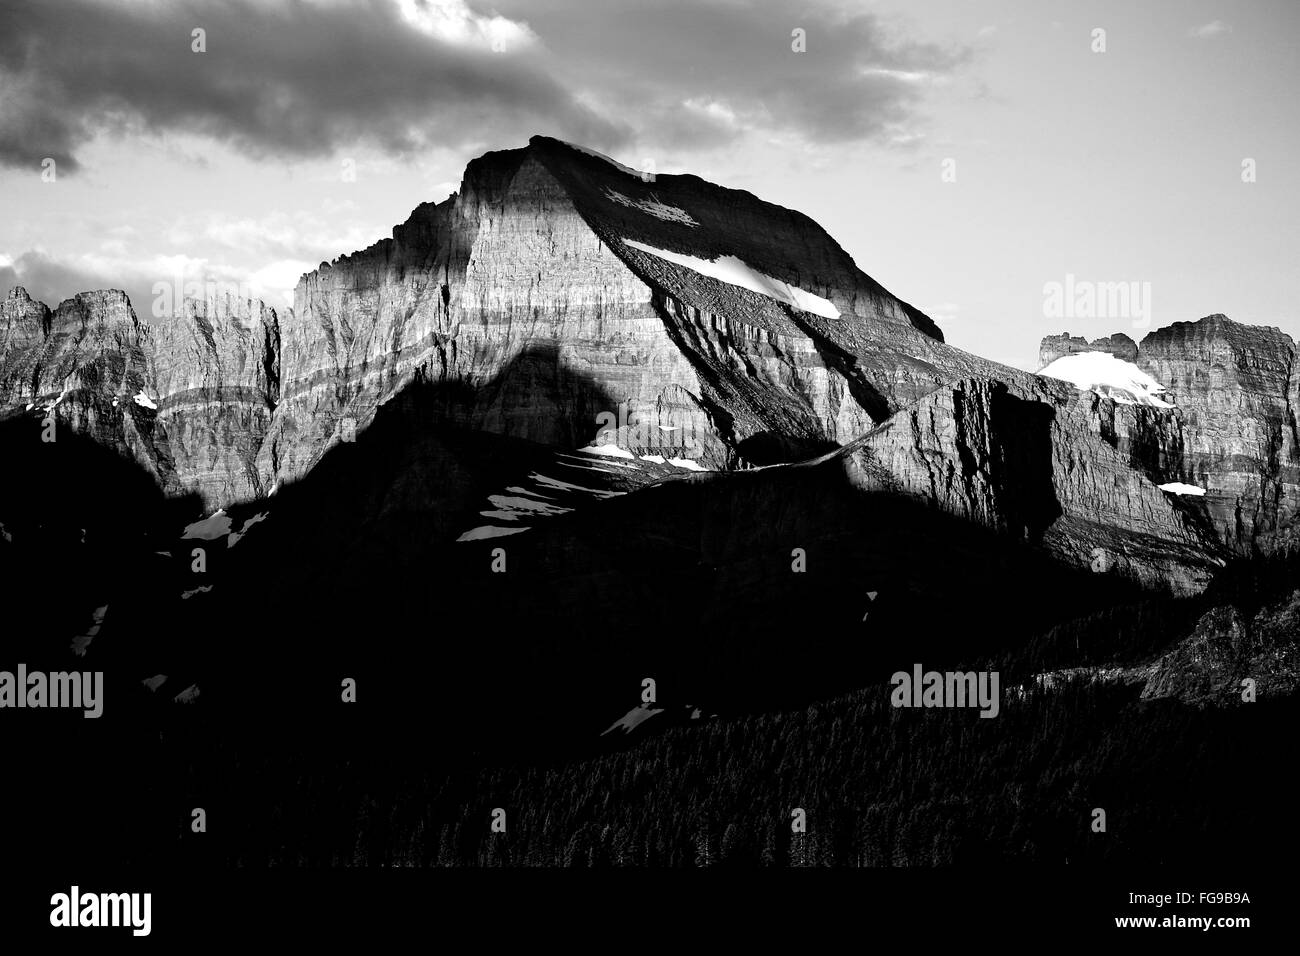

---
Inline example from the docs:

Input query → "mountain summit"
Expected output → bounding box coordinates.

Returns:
[1,137,1296,584]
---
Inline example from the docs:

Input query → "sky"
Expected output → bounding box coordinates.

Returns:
[1,0,1297,370]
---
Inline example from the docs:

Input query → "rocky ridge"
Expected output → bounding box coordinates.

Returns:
[1,137,1296,597]
[1041,316,1300,556]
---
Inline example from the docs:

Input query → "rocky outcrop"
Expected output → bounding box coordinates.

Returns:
[1041,316,1300,556]
[1138,316,1299,555]
[150,294,281,505]
[1039,332,1138,367]
[4,136,1024,509]
[1,286,284,505]
[3,138,1295,600]
[840,375,1223,594]
[1139,591,1300,704]
[260,136,1018,484]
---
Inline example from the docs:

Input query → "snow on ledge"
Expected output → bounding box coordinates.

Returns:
[578,443,636,459]
[133,390,158,410]
[603,188,697,226]
[456,525,529,542]
[622,239,841,319]
[1158,481,1206,496]
[1038,352,1174,408]
[667,457,708,471]
[182,510,233,539]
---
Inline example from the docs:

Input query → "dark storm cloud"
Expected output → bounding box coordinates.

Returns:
[0,0,631,172]
[489,0,971,148]
[0,0,967,173]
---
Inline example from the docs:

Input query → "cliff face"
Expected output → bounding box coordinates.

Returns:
[2,286,283,505]
[1138,316,1300,555]
[1039,332,1138,366]
[1041,315,1300,556]
[3,136,1018,507]
[840,376,1223,594]
[264,136,1017,483]
[2,138,1295,598]
[150,295,281,506]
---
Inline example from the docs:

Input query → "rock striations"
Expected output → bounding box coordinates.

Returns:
[2,137,1297,596]
[1041,315,1300,557]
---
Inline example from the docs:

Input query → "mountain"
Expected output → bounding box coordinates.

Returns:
[4,136,1018,506]
[4,136,1298,871]
[1040,315,1300,556]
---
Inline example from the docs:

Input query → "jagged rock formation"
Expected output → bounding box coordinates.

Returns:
[1034,588,1300,705]
[1139,590,1300,704]
[1139,316,1300,555]
[150,295,281,505]
[266,135,1015,482]
[1039,332,1138,367]
[1041,315,1300,556]
[2,138,1295,595]
[1,286,283,505]
[839,375,1222,593]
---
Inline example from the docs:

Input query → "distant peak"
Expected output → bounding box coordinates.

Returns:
[531,135,652,180]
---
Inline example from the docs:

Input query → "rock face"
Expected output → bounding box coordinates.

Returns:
[2,138,1295,596]
[840,375,1222,594]
[263,136,1017,483]
[2,135,1016,507]
[1138,316,1299,555]
[1041,316,1300,556]
[1039,332,1138,367]
[1139,591,1300,704]
[1,286,283,505]
[149,295,280,506]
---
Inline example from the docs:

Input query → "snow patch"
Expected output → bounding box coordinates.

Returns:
[132,390,158,410]
[228,511,267,546]
[1038,352,1174,408]
[182,510,233,540]
[457,525,529,542]
[1158,481,1206,496]
[529,473,626,498]
[505,486,554,499]
[623,239,841,319]
[577,443,636,459]
[601,703,665,736]
[487,495,571,515]
[667,457,708,471]
[71,605,109,657]
[38,388,71,412]
[181,585,214,599]
[603,188,697,226]
[640,454,667,464]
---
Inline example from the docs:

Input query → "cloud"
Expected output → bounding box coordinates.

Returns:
[0,247,301,317]
[487,0,971,151]
[1189,20,1232,39]
[0,0,969,173]
[0,0,630,173]
[0,250,154,314]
